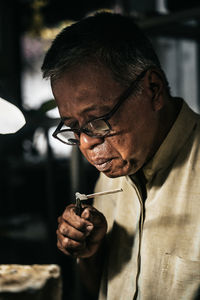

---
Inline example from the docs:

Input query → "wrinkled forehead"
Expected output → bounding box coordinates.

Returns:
[51,62,125,117]
[51,61,119,87]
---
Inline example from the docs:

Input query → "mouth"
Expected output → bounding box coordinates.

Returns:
[92,158,114,172]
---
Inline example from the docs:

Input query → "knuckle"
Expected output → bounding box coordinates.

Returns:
[62,204,75,218]
[59,223,69,236]
[62,237,69,248]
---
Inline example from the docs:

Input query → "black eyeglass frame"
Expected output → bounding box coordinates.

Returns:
[52,68,149,145]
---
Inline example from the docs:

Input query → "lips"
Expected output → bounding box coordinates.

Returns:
[92,158,113,172]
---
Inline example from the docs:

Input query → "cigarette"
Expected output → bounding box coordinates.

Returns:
[75,188,123,201]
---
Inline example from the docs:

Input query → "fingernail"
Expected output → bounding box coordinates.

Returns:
[86,225,93,232]
[82,209,90,218]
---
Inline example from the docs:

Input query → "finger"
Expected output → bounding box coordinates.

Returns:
[56,230,86,251]
[57,237,72,256]
[57,236,87,258]
[57,216,62,223]
[62,204,93,230]
[81,206,106,227]
[58,220,92,241]
[58,215,94,237]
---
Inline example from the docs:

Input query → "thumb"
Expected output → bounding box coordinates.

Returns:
[81,206,107,228]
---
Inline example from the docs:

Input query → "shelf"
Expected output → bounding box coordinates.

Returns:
[138,6,200,40]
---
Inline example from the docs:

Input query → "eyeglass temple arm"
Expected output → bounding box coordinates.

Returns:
[99,69,148,121]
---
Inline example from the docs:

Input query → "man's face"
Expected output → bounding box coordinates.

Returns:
[52,63,163,178]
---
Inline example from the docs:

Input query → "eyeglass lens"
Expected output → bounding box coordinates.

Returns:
[57,131,78,145]
[56,119,110,145]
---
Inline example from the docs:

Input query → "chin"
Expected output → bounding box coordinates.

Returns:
[107,163,141,178]
[102,166,133,178]
[103,171,121,178]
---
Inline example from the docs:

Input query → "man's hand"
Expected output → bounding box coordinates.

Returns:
[57,204,107,258]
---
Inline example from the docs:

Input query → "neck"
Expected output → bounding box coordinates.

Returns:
[163,96,182,133]
[149,96,182,162]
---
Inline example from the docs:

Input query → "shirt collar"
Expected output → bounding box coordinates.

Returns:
[142,100,199,182]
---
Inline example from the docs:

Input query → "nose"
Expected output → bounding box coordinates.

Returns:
[79,132,104,150]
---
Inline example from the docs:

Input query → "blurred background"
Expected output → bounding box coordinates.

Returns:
[0,0,200,299]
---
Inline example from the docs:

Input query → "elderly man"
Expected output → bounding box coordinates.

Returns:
[42,13,200,300]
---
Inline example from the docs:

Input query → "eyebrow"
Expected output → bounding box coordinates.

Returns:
[60,104,111,122]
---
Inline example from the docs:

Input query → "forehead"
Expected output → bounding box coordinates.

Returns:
[51,63,124,118]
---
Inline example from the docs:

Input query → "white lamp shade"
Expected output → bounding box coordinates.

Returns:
[0,98,26,134]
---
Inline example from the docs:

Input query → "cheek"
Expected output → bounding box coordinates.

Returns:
[108,134,134,159]
[110,121,152,161]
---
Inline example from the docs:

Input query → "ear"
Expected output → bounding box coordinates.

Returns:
[144,69,166,111]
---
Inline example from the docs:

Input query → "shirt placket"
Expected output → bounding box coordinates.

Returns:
[129,173,147,300]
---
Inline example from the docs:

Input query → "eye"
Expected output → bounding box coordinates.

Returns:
[85,119,110,134]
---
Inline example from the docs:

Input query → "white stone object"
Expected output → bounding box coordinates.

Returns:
[0,264,62,300]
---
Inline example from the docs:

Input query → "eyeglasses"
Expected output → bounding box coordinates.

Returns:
[52,68,148,146]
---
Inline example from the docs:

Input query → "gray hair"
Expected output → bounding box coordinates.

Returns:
[42,12,168,90]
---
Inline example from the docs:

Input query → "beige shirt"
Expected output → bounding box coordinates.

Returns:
[94,101,200,300]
